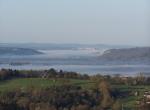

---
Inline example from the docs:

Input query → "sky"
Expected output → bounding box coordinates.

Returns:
[0,0,149,46]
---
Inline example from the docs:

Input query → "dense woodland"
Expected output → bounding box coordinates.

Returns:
[0,69,150,110]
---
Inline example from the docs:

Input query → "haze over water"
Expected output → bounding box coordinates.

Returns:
[0,46,150,76]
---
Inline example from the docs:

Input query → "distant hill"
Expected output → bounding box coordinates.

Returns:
[99,47,150,64]
[0,47,43,56]
[0,43,132,50]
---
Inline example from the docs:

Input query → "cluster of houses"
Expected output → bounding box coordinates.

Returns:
[136,91,150,106]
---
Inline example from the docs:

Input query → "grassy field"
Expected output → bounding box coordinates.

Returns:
[0,78,94,92]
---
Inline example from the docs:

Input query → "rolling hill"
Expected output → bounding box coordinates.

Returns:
[99,47,150,64]
[0,47,43,56]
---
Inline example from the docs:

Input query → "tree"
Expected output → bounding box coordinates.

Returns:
[98,80,114,109]
[112,100,122,110]
[48,68,57,78]
[136,73,145,85]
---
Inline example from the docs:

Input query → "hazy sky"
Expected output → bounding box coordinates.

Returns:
[0,0,149,46]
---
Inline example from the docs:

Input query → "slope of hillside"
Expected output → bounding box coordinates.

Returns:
[99,47,150,64]
[0,47,43,56]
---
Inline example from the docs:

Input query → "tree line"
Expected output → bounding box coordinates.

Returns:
[0,68,89,81]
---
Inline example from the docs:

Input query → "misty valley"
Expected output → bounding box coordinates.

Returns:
[0,44,150,76]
